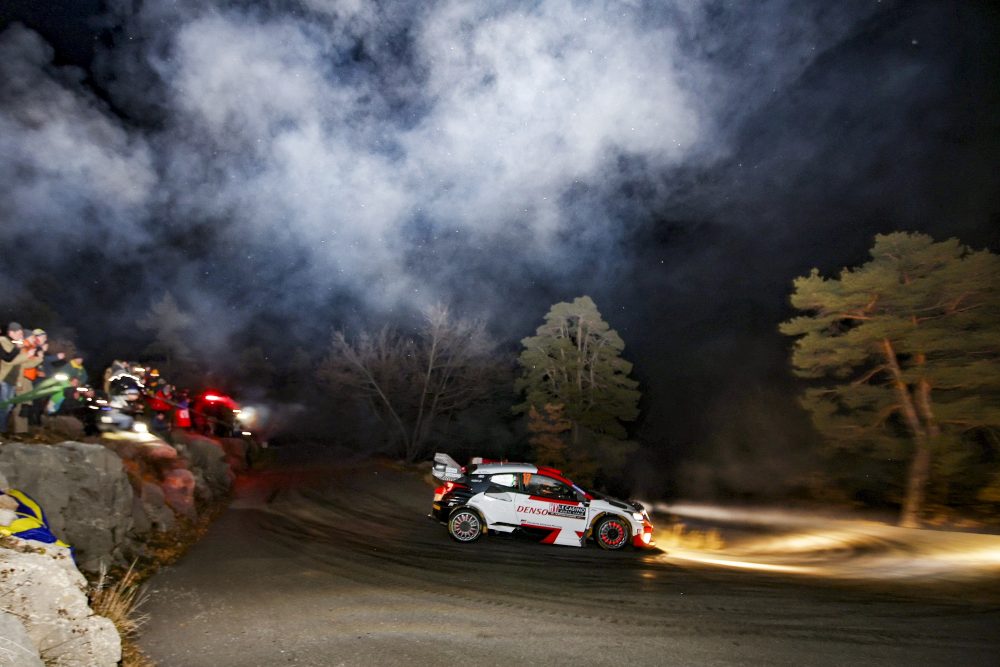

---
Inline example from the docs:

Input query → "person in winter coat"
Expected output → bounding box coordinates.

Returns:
[0,323,31,433]
[173,389,192,430]
[22,329,49,426]
[10,330,44,434]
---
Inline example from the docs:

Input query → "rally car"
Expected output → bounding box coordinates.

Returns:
[430,453,654,550]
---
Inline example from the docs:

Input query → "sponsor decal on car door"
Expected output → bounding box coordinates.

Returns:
[514,474,588,547]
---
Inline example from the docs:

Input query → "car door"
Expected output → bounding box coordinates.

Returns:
[473,473,519,532]
[513,473,588,546]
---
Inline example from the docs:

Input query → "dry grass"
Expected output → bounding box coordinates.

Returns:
[89,561,155,667]
[90,562,149,638]
[658,522,726,551]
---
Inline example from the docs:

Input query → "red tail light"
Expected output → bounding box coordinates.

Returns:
[433,481,467,502]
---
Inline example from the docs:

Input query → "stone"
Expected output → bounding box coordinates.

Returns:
[174,433,233,498]
[130,494,151,535]
[218,437,250,473]
[0,541,121,667]
[139,482,175,532]
[0,610,44,667]
[0,441,136,572]
[161,469,196,519]
[40,415,85,440]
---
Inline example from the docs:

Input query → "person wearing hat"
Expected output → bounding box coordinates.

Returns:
[0,322,31,433]
[21,329,49,426]
[10,329,44,434]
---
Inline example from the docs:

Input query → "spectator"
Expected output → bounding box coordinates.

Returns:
[147,382,173,437]
[173,389,192,430]
[0,323,31,434]
[103,359,128,394]
[145,368,163,394]
[11,329,44,434]
[64,355,88,386]
[23,329,49,426]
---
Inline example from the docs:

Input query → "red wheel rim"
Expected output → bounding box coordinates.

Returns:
[599,520,627,548]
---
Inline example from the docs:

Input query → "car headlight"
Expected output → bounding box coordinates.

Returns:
[632,511,644,521]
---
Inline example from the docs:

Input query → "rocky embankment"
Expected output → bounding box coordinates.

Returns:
[0,431,248,666]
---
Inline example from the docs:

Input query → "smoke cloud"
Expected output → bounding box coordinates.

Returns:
[1,0,997,492]
[1,0,891,317]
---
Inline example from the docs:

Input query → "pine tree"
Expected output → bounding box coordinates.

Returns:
[781,233,1000,526]
[527,403,572,469]
[516,296,640,483]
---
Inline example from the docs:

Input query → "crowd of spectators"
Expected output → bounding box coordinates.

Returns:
[0,321,209,440]
[101,360,195,438]
[1,322,87,436]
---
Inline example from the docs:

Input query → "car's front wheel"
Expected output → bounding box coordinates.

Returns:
[593,515,630,550]
[448,508,483,543]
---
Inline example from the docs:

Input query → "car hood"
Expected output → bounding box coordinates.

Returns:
[588,492,643,515]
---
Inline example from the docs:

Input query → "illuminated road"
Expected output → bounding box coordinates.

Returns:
[139,458,1000,666]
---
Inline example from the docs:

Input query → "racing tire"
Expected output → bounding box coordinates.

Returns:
[593,515,630,550]
[448,508,483,543]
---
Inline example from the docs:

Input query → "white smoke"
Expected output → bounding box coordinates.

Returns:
[0,0,885,315]
[0,25,155,255]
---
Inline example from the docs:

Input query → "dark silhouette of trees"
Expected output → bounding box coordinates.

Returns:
[321,304,506,461]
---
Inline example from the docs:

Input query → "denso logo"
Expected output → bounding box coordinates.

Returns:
[516,505,549,515]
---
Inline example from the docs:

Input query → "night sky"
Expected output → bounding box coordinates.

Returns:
[2,0,998,496]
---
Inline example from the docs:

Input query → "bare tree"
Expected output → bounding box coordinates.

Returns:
[320,304,504,461]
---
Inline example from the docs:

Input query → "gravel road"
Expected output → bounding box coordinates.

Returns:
[138,457,1000,666]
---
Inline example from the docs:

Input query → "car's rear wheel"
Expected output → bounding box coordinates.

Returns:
[594,515,630,550]
[448,508,483,543]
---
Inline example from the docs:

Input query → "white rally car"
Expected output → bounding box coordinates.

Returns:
[430,453,654,550]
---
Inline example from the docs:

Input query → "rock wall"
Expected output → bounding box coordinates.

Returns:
[0,433,239,572]
[0,441,136,572]
[173,432,234,502]
[0,539,120,667]
[0,434,242,666]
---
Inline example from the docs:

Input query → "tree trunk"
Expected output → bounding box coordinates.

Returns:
[900,434,931,528]
[900,377,940,528]
[880,338,929,527]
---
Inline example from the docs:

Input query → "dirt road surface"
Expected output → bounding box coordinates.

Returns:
[138,456,1000,666]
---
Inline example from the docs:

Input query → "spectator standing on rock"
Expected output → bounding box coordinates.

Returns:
[12,329,45,434]
[23,329,49,426]
[38,344,67,417]
[147,383,174,437]
[0,323,30,434]
[174,389,192,430]
[103,359,128,394]
[63,355,88,387]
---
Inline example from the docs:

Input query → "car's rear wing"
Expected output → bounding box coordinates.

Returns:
[432,452,464,481]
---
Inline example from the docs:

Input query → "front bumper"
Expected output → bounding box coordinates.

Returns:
[631,521,655,548]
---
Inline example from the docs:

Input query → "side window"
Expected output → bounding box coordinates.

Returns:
[523,474,575,501]
[489,473,518,490]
